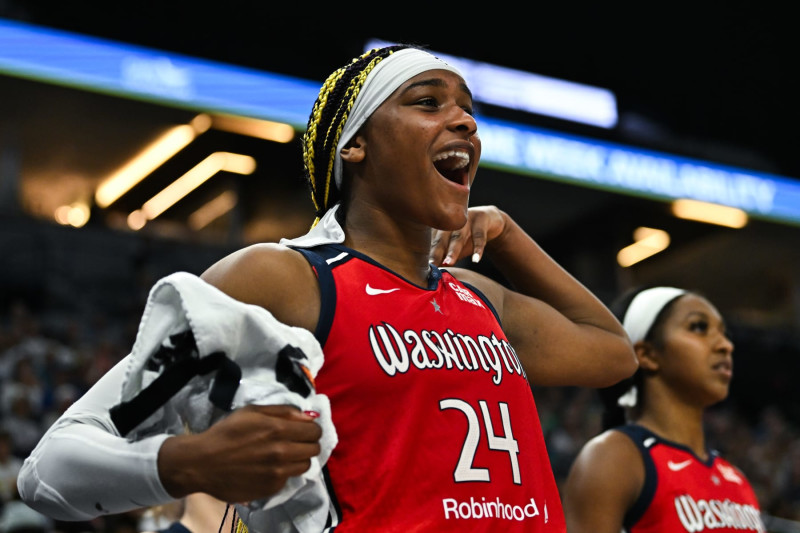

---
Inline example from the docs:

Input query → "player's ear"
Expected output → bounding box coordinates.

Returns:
[634,341,660,373]
[340,134,366,163]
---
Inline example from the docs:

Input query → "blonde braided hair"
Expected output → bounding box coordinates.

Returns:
[302,44,411,226]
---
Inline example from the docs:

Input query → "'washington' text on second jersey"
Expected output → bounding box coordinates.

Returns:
[295,244,566,532]
[617,424,765,533]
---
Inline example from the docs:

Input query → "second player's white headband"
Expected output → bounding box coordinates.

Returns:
[622,287,687,343]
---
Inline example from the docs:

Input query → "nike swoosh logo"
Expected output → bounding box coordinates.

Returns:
[668,460,692,471]
[365,284,400,295]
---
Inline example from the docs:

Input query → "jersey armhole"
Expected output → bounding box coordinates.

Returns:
[615,424,658,529]
[294,247,336,347]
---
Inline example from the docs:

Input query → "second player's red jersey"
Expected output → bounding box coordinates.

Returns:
[295,244,566,532]
[617,424,765,533]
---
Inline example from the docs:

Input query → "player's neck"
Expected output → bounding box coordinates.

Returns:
[343,210,434,286]
[637,409,708,459]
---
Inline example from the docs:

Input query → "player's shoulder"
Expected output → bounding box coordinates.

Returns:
[201,243,318,314]
[566,426,645,507]
[204,242,308,279]
[218,241,302,262]
[579,427,642,464]
[444,265,489,285]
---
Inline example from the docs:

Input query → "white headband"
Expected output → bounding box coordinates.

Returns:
[622,287,687,343]
[333,48,463,189]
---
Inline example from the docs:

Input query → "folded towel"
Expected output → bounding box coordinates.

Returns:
[111,271,336,533]
[280,203,344,249]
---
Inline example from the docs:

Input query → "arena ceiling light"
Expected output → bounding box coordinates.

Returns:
[94,115,211,208]
[211,115,295,143]
[188,189,238,230]
[671,199,748,228]
[127,151,255,230]
[617,227,671,267]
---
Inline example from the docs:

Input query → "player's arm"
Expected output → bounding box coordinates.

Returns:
[433,206,637,387]
[18,244,325,518]
[157,243,326,502]
[562,429,642,533]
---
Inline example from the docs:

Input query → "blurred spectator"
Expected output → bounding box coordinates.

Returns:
[137,501,183,533]
[0,430,22,506]
[0,485,52,533]
[545,388,602,483]
[0,394,42,459]
[0,302,51,382]
[0,499,51,533]
[775,441,800,520]
[139,493,229,533]
[41,384,80,430]
[1,359,44,419]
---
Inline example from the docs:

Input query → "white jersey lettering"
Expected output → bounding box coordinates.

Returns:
[442,496,542,522]
[367,323,524,385]
[674,494,765,532]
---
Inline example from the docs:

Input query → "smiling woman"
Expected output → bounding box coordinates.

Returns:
[433,148,471,184]
[17,43,636,533]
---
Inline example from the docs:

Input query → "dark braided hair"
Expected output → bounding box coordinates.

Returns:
[598,285,689,430]
[302,44,412,226]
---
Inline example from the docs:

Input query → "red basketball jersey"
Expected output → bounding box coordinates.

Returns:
[617,425,765,533]
[295,244,566,532]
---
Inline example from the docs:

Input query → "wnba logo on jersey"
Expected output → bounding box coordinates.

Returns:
[674,494,765,532]
[367,322,525,384]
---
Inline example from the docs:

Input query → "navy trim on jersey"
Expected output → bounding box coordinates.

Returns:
[616,424,659,530]
[326,243,444,290]
[293,247,338,347]
[615,424,718,531]
[322,464,341,530]
[428,262,443,289]
[295,244,504,344]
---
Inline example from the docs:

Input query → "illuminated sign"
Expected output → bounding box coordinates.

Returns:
[0,17,318,128]
[365,38,618,129]
[479,117,800,225]
[2,18,800,226]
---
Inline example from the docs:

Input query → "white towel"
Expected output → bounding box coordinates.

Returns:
[280,204,345,249]
[115,271,337,533]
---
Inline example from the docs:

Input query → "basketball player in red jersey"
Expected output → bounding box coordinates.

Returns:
[563,287,765,532]
[18,44,636,532]
[196,43,635,531]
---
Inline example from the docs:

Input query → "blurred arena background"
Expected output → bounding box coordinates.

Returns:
[1,2,799,531]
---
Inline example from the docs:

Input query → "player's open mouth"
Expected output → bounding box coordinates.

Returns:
[433,150,470,186]
[712,360,733,379]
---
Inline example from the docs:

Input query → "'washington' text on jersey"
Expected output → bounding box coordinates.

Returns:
[674,494,764,532]
[368,322,526,384]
